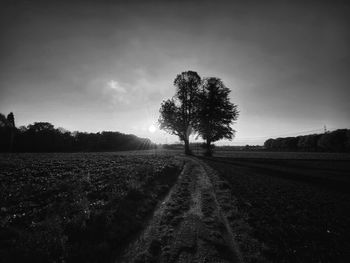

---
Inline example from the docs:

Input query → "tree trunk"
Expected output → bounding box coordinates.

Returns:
[9,133,14,152]
[184,138,191,155]
[206,139,212,156]
[9,128,15,153]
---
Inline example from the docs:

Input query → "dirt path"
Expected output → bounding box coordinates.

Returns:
[118,157,243,263]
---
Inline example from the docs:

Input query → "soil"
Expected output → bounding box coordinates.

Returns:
[118,155,350,262]
[3,152,349,262]
[202,156,350,262]
[119,157,246,263]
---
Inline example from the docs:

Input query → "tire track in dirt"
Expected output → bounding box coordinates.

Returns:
[198,159,266,263]
[118,157,243,263]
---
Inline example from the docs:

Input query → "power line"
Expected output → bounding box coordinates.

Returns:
[234,127,338,141]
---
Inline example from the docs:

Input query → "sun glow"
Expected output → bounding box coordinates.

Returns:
[148,124,156,133]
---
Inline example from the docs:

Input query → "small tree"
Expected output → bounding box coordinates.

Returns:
[196,78,239,156]
[7,112,16,152]
[7,112,15,127]
[159,71,201,154]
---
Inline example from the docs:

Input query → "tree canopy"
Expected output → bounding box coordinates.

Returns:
[159,71,239,155]
[264,129,350,152]
[0,113,156,152]
[196,77,239,155]
[159,71,201,154]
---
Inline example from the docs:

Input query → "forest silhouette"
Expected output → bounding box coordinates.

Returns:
[0,113,155,152]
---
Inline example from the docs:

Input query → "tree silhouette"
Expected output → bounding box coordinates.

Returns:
[159,71,201,154]
[0,113,9,127]
[6,112,15,127]
[0,116,156,152]
[28,122,55,132]
[196,77,239,156]
[6,112,15,152]
[0,112,16,152]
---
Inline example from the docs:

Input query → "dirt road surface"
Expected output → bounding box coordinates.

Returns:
[118,157,247,263]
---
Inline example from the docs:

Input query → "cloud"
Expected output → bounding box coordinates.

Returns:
[104,79,129,105]
[104,77,161,107]
[107,80,127,94]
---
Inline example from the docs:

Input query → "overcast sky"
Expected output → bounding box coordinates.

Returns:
[1,0,349,145]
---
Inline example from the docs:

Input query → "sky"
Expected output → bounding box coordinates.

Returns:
[1,0,349,145]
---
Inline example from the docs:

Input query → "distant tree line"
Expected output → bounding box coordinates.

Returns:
[0,113,156,152]
[264,129,350,152]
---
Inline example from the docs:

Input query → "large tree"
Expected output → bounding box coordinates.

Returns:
[159,71,201,154]
[196,77,239,156]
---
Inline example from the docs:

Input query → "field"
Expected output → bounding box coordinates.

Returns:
[201,156,350,262]
[1,151,350,262]
[0,153,181,262]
